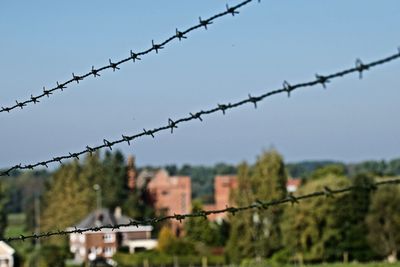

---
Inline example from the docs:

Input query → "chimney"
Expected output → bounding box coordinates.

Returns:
[127,155,136,190]
[114,206,122,220]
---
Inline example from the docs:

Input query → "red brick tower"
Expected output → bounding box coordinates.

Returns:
[127,155,136,191]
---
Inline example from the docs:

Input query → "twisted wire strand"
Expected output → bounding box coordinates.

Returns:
[0,0,256,114]
[3,177,399,243]
[1,49,399,177]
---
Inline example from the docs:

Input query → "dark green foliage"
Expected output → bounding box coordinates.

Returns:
[348,159,400,177]
[114,251,225,267]
[286,158,400,179]
[387,159,400,175]
[184,200,223,246]
[226,150,287,263]
[162,159,400,204]
[41,160,94,245]
[366,185,400,259]
[164,164,178,176]
[333,174,376,261]
[286,161,340,178]
[281,175,351,262]
[175,163,237,203]
[225,163,256,263]
[347,161,385,177]
[100,151,128,209]
[2,170,49,231]
[123,186,154,223]
[309,164,346,180]
[251,151,287,256]
[157,227,196,255]
[0,182,8,239]
[41,150,153,244]
[28,245,69,267]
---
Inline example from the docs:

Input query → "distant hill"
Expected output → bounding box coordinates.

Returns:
[164,158,400,201]
[2,156,399,209]
[286,160,342,178]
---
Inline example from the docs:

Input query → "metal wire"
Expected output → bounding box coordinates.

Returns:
[0,0,256,114]
[2,177,399,243]
[1,49,399,177]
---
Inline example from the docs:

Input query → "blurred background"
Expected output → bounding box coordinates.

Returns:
[0,1,400,267]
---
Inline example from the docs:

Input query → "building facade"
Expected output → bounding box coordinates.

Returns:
[0,242,14,267]
[204,175,238,222]
[205,176,302,221]
[147,169,191,236]
[68,208,155,265]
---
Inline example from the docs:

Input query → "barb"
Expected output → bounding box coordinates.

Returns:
[1,49,399,176]
[3,178,400,242]
[0,0,256,114]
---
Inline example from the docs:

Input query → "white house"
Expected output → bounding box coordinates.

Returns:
[68,208,157,265]
[0,241,15,267]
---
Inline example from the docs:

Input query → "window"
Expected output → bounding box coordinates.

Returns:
[103,233,114,243]
[70,234,77,242]
[79,235,86,243]
[104,247,115,257]
[79,247,86,256]
[181,193,186,212]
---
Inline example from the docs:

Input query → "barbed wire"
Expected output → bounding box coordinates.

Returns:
[2,177,399,243]
[0,0,257,114]
[1,49,399,177]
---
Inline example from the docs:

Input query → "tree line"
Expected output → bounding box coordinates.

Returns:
[224,151,400,264]
[119,150,400,265]
[0,150,400,266]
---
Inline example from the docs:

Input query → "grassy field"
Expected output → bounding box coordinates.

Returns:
[4,213,35,259]
[239,261,400,267]
[5,213,28,238]
[302,264,400,267]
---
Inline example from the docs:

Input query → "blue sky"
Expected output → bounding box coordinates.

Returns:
[0,1,399,169]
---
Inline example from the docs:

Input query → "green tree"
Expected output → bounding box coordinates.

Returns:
[309,164,346,180]
[28,245,68,267]
[0,182,8,239]
[251,150,287,257]
[387,158,400,175]
[366,185,400,261]
[157,226,195,255]
[214,163,236,175]
[157,226,176,253]
[41,160,94,245]
[226,150,287,263]
[184,200,219,246]
[101,151,128,209]
[225,163,254,263]
[333,174,375,261]
[281,175,351,262]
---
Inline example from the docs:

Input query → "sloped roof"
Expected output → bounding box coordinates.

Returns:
[287,178,302,187]
[70,209,153,233]
[0,241,15,256]
[73,209,132,229]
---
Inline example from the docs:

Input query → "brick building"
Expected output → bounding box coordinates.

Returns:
[126,155,192,236]
[286,178,302,193]
[205,176,302,221]
[68,208,155,265]
[204,175,238,222]
[146,169,191,236]
[127,156,137,191]
[126,155,301,228]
